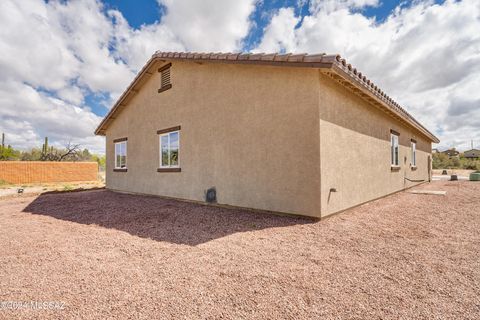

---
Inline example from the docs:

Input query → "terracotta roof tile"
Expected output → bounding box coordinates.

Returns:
[260,53,277,61]
[237,53,251,60]
[287,53,307,62]
[216,53,229,59]
[226,53,239,60]
[273,53,291,62]
[303,53,326,62]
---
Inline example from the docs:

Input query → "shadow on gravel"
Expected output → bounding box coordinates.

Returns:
[23,189,314,246]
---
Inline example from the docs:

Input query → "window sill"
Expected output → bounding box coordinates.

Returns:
[411,166,417,171]
[114,168,127,172]
[391,166,401,172]
[157,167,181,172]
[158,84,172,93]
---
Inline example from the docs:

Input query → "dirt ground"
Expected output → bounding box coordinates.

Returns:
[0,181,479,319]
[0,181,104,198]
[432,169,476,177]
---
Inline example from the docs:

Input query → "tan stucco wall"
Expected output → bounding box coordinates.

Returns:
[318,73,432,217]
[104,60,434,218]
[106,62,322,217]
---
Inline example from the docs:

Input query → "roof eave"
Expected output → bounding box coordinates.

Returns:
[94,55,162,136]
[95,51,440,144]
[328,63,440,144]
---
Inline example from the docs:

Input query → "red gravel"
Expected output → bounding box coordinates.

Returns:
[0,181,479,319]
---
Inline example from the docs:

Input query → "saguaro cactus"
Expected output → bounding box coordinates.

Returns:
[0,132,4,155]
[42,137,49,155]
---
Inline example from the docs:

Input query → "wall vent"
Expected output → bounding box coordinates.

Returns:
[205,187,217,203]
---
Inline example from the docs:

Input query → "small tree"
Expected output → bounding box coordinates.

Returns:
[38,140,81,161]
[92,154,106,170]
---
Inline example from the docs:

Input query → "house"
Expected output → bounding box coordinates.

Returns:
[464,149,480,159]
[95,52,439,218]
[432,148,440,153]
[441,148,460,158]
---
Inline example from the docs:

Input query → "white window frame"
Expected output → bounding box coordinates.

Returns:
[391,133,399,167]
[159,130,180,168]
[114,140,127,169]
[411,141,417,167]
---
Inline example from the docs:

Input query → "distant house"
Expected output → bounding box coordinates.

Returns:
[441,149,460,158]
[95,51,439,218]
[432,148,440,153]
[464,149,480,159]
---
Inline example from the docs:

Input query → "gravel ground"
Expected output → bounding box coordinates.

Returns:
[0,181,479,319]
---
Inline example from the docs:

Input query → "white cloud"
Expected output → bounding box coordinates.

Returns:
[309,0,379,13]
[0,0,131,152]
[0,80,105,153]
[109,10,185,70]
[256,0,480,150]
[110,0,258,69]
[159,0,257,52]
[0,0,258,153]
[256,8,300,52]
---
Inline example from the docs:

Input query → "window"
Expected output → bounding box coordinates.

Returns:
[391,132,399,167]
[157,126,180,171]
[411,140,417,167]
[158,63,172,93]
[114,139,127,169]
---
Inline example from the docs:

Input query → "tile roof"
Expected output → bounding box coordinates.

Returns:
[95,51,439,143]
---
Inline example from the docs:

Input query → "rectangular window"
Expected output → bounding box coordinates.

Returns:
[114,140,127,169]
[411,140,417,167]
[391,133,399,167]
[158,63,172,93]
[158,127,180,170]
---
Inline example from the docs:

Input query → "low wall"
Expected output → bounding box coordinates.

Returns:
[0,161,98,184]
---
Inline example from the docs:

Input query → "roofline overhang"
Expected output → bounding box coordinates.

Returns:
[95,52,439,144]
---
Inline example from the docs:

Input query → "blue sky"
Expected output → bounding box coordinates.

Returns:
[0,0,478,152]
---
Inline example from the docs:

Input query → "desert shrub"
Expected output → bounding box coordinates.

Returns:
[433,153,480,170]
[462,160,479,170]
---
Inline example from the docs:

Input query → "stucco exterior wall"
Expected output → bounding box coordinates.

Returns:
[318,73,432,217]
[106,62,321,217]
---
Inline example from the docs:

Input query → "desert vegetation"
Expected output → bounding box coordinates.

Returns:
[0,133,105,170]
[432,152,480,170]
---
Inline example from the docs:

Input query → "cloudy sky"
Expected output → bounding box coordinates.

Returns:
[0,0,479,153]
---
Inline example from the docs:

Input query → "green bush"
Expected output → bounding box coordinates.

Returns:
[432,153,480,170]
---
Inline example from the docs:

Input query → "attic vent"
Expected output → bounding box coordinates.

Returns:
[161,68,170,87]
[158,63,172,93]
